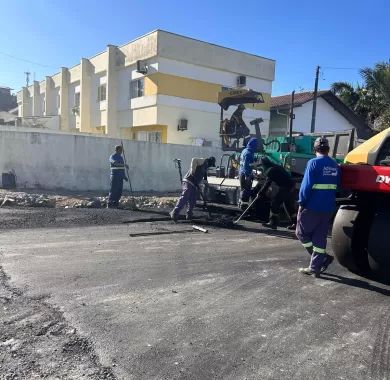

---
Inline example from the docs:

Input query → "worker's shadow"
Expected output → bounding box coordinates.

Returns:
[320,273,390,296]
[235,225,297,240]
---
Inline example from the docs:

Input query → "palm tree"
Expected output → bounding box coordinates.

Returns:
[360,61,390,131]
[360,61,390,104]
[330,82,361,109]
[331,61,390,132]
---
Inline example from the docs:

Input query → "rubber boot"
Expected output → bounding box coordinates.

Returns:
[239,200,248,211]
[286,214,297,230]
[262,214,279,230]
[169,210,178,222]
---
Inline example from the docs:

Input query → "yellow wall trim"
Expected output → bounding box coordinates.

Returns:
[144,73,270,111]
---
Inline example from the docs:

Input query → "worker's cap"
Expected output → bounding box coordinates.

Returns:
[313,137,330,150]
[206,156,216,167]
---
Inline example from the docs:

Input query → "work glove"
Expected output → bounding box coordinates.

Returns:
[124,177,129,182]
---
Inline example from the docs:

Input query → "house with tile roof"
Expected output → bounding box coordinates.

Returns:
[269,90,371,139]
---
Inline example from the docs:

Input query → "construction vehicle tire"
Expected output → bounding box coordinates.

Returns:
[367,211,390,282]
[332,205,371,274]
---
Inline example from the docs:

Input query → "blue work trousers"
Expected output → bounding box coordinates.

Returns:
[108,175,124,206]
[296,207,333,272]
[172,181,197,217]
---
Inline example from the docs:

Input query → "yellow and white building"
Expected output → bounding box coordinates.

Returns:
[16,30,275,146]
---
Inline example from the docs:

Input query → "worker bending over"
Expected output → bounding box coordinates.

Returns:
[297,137,339,277]
[254,156,296,229]
[239,137,258,210]
[170,156,216,221]
[107,145,128,208]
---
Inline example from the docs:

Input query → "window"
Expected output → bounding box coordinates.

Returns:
[130,78,144,99]
[97,84,106,102]
[74,92,80,107]
[136,131,162,143]
[148,131,161,143]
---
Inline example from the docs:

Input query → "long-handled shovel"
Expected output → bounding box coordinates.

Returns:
[120,140,137,210]
[233,192,261,224]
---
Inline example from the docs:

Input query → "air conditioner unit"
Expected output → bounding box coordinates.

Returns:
[178,119,188,131]
[136,60,148,75]
[237,75,246,87]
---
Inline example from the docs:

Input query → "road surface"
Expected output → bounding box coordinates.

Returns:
[0,207,389,379]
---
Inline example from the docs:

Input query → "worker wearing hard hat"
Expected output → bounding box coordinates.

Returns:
[296,137,340,277]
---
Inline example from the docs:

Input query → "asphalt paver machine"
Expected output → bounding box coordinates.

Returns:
[203,89,356,218]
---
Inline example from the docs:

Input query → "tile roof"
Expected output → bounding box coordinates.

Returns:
[270,91,328,109]
[270,90,372,139]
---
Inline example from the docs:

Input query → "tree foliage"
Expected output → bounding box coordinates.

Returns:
[331,61,390,132]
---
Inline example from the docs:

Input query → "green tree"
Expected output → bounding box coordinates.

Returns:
[331,61,390,132]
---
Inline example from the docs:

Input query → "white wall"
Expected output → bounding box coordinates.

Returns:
[293,98,355,133]
[0,129,223,191]
[157,30,275,81]
[157,57,272,93]
[157,101,269,146]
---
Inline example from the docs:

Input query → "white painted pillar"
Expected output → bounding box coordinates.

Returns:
[59,67,70,131]
[106,44,118,137]
[79,58,93,133]
[44,76,54,116]
[21,87,31,117]
[32,80,40,116]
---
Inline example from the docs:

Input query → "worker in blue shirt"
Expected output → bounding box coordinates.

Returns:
[296,137,340,277]
[107,145,128,208]
[239,137,258,209]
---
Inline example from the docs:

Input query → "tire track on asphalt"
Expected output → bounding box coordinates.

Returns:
[370,307,390,379]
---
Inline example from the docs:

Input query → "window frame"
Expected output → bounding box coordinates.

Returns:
[97,84,107,102]
[130,78,145,99]
[74,92,80,107]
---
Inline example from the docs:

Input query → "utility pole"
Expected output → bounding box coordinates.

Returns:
[310,65,320,133]
[289,90,295,150]
[24,71,31,87]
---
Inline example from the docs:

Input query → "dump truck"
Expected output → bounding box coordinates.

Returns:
[332,127,390,281]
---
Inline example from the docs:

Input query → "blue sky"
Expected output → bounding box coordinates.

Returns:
[1,0,389,95]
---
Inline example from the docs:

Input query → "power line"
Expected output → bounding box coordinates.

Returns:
[322,66,360,70]
[0,51,59,69]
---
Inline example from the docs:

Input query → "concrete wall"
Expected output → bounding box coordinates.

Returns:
[0,129,223,192]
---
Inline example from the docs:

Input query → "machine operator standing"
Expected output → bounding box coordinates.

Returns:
[296,137,340,277]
